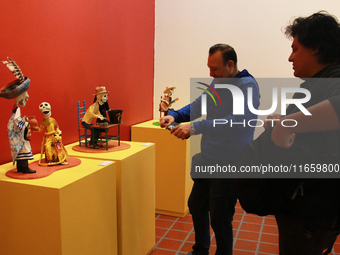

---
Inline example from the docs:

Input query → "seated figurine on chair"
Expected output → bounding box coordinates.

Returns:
[159,86,178,118]
[37,102,68,165]
[0,57,36,174]
[81,86,108,148]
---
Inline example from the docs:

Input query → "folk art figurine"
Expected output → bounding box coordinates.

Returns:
[82,85,109,149]
[159,86,178,118]
[0,57,36,173]
[37,102,68,165]
[93,86,110,126]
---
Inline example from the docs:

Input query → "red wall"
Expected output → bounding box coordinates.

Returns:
[0,0,155,165]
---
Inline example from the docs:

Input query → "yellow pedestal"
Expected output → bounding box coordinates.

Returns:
[131,120,193,217]
[0,156,117,255]
[64,141,155,255]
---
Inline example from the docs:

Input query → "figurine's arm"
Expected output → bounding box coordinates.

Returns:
[12,106,29,141]
[12,106,26,129]
[161,99,170,105]
[94,103,105,120]
[53,119,62,135]
[52,118,60,133]
[38,120,45,132]
[93,106,104,120]
[87,104,99,118]
[83,103,104,123]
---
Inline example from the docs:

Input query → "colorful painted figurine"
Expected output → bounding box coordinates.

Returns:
[81,86,108,148]
[93,85,110,126]
[159,86,178,117]
[37,102,68,165]
[0,57,36,173]
[50,132,67,163]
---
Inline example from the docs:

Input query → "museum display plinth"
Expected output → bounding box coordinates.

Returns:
[64,141,155,255]
[0,155,117,255]
[131,119,193,217]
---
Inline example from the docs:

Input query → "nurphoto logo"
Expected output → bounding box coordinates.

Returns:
[197,82,311,116]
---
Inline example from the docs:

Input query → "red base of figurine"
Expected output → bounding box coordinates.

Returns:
[6,157,81,180]
[72,141,130,153]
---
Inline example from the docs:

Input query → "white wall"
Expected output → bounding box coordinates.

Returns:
[154,0,340,124]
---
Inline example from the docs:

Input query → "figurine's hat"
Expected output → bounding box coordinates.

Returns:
[94,85,109,95]
[0,78,30,99]
[0,57,30,99]
[164,86,176,94]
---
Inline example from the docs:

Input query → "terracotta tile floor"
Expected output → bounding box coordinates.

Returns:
[152,201,340,255]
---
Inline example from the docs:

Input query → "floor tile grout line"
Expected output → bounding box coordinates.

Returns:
[158,236,194,242]
[175,217,217,254]
[233,208,246,247]
[235,221,279,227]
[154,217,180,250]
[156,226,194,235]
[211,232,215,242]
[232,228,278,236]
[236,237,278,246]
[175,226,195,255]
[157,218,192,223]
[152,246,183,253]
[234,247,277,254]
[155,212,283,255]
[255,216,266,255]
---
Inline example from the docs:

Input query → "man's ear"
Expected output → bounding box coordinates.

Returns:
[311,47,319,56]
[227,60,234,71]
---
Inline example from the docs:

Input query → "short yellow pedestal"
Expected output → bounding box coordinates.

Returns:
[0,156,117,255]
[131,119,193,217]
[64,141,155,255]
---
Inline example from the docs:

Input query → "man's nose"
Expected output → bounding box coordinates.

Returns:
[288,53,293,62]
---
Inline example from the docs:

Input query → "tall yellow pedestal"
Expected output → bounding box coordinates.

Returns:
[64,141,155,255]
[0,156,117,255]
[131,119,193,217]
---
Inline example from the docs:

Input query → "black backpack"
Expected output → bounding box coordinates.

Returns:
[233,128,340,217]
[233,129,303,216]
[233,128,340,255]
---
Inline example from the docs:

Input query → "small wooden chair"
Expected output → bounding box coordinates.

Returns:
[78,100,90,147]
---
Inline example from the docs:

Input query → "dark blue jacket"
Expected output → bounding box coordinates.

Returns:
[169,69,260,161]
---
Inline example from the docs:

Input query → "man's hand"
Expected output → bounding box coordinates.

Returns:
[159,115,175,129]
[271,123,295,148]
[170,123,190,140]
[264,114,281,130]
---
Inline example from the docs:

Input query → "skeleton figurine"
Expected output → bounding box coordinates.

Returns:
[0,57,36,173]
[82,86,108,148]
[37,102,68,165]
[93,85,110,126]
[159,86,178,118]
